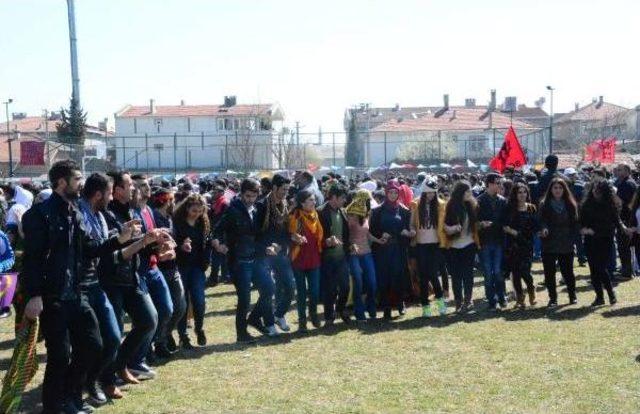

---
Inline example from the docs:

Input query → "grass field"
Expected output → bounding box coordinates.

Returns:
[2,262,639,414]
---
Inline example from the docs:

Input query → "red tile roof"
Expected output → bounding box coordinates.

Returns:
[555,102,629,124]
[0,116,109,136]
[116,104,276,118]
[371,108,534,132]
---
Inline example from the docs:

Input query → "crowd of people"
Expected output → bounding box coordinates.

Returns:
[2,153,639,413]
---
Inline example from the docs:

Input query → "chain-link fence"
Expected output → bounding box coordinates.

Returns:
[3,126,551,178]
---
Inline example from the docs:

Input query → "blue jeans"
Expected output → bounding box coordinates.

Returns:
[232,260,275,337]
[84,284,121,386]
[103,285,157,382]
[349,253,377,320]
[479,243,505,307]
[178,265,207,336]
[294,268,321,321]
[134,267,173,366]
[258,253,296,319]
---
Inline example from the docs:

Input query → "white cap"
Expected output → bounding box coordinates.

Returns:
[564,167,577,175]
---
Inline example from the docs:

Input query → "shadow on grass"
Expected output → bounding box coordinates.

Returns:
[205,288,236,299]
[204,308,236,318]
[601,304,640,318]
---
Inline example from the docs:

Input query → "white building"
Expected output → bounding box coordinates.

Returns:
[113,96,284,171]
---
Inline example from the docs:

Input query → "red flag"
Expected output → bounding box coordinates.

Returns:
[489,127,527,173]
[19,141,45,166]
[584,137,616,164]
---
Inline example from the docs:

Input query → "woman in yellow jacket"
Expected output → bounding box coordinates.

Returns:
[410,179,448,317]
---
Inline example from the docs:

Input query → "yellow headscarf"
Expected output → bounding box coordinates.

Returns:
[346,189,371,218]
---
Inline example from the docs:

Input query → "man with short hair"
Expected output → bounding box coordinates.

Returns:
[130,174,174,374]
[477,173,508,310]
[614,163,636,279]
[213,179,276,343]
[256,174,295,332]
[317,183,351,325]
[23,161,146,414]
[100,171,160,392]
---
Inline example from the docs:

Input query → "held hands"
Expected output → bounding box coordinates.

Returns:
[444,224,462,235]
[503,226,518,237]
[538,228,549,238]
[481,220,493,229]
[266,243,282,256]
[580,228,595,236]
[401,229,416,238]
[181,237,192,253]
[118,219,142,244]
[325,236,343,248]
[292,233,308,245]
[623,226,635,237]
[350,243,360,255]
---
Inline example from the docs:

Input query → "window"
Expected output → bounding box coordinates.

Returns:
[467,135,487,154]
[218,119,224,131]
[153,143,164,150]
[234,119,240,130]
[154,118,163,133]
[224,118,232,130]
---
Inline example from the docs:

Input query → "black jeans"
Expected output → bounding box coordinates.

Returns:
[616,230,633,278]
[542,252,576,302]
[585,236,616,300]
[321,255,350,321]
[438,248,450,293]
[161,267,187,345]
[446,244,477,306]
[415,243,444,305]
[511,259,534,300]
[103,285,157,381]
[41,297,102,413]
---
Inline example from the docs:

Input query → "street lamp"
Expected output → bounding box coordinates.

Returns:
[546,86,554,154]
[2,99,14,177]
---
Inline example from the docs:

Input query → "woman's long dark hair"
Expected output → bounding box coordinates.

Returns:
[173,193,210,236]
[444,180,477,228]
[583,177,615,208]
[418,191,439,229]
[539,177,578,222]
[506,182,535,219]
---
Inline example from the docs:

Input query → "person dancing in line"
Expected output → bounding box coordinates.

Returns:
[580,178,632,306]
[289,190,324,332]
[443,181,480,314]
[503,182,540,310]
[538,177,579,307]
[409,179,448,317]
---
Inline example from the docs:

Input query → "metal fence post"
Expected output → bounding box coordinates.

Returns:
[225,134,229,170]
[145,133,149,174]
[122,137,126,170]
[384,132,387,165]
[173,133,177,176]
[332,133,336,167]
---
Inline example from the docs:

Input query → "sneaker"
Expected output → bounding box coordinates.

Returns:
[498,300,508,309]
[237,333,258,344]
[398,302,407,315]
[129,364,156,381]
[196,330,207,346]
[421,305,432,318]
[310,313,322,329]
[86,382,107,406]
[436,298,447,315]
[569,297,578,305]
[0,307,11,319]
[547,300,558,309]
[180,335,194,350]
[265,325,280,337]
[275,316,291,332]
[155,344,173,359]
[167,334,178,352]
[298,318,308,333]
[248,319,270,335]
[60,401,87,414]
[340,310,351,325]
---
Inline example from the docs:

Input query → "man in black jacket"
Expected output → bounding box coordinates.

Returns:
[22,161,142,414]
[317,183,351,325]
[213,178,276,343]
[614,163,637,279]
[476,173,508,310]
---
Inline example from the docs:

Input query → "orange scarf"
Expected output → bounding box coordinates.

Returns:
[289,209,323,261]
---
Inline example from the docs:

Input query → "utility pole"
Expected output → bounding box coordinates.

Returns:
[547,85,554,154]
[3,99,13,177]
[66,0,81,107]
[295,121,300,145]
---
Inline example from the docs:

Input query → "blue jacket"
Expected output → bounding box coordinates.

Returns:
[0,230,15,273]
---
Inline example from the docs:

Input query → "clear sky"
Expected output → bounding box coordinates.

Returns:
[1,0,639,133]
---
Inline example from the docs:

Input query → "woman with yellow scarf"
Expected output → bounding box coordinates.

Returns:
[289,190,324,332]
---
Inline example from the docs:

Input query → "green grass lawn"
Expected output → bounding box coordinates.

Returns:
[2,263,639,413]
